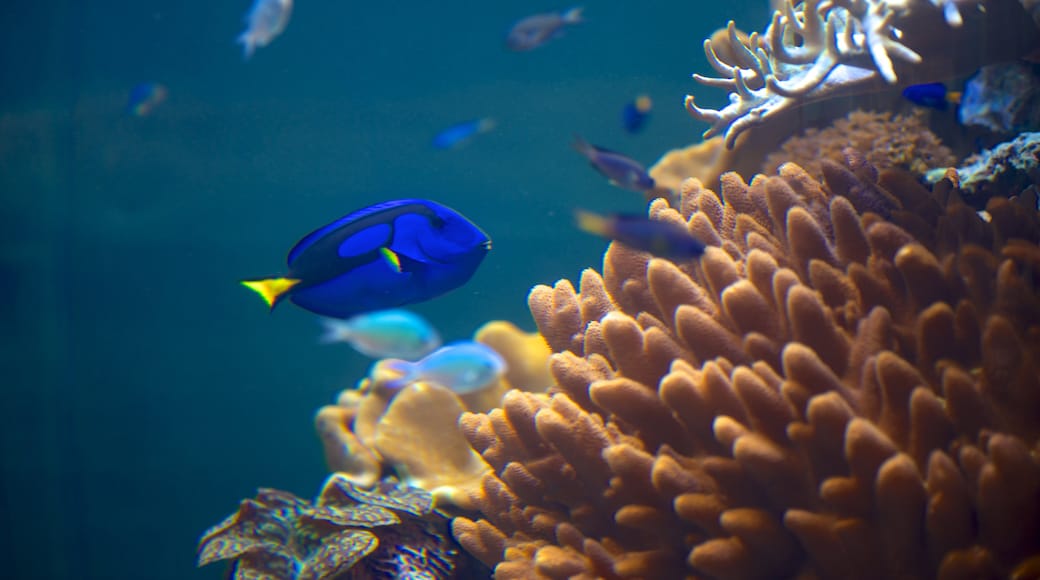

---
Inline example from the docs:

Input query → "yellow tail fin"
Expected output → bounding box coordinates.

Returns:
[574,209,612,237]
[240,278,301,310]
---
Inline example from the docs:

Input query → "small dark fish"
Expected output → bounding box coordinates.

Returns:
[902,82,962,111]
[432,117,496,149]
[621,95,652,134]
[126,82,168,117]
[573,136,655,192]
[575,210,705,259]
[506,6,583,51]
[242,199,491,319]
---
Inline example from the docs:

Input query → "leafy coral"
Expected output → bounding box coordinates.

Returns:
[197,475,459,580]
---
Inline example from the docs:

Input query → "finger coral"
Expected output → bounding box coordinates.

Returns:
[685,0,1040,148]
[197,474,459,579]
[453,154,1040,578]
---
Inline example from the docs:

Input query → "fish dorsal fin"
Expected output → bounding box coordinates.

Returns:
[287,199,429,266]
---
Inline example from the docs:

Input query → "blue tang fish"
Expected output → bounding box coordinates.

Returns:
[621,95,652,134]
[378,341,507,394]
[902,82,962,111]
[242,199,491,319]
[432,118,496,150]
[319,309,441,360]
[573,136,656,193]
[506,6,583,51]
[575,209,705,260]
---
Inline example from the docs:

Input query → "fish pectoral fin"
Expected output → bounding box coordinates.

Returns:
[241,277,301,310]
[380,247,402,272]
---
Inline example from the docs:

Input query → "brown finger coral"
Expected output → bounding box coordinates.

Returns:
[452,153,1040,579]
[761,110,958,181]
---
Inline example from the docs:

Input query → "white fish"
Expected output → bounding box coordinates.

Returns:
[237,0,293,60]
[379,342,507,394]
[319,310,441,361]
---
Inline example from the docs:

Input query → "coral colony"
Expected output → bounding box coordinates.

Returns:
[455,155,1040,578]
[197,475,460,579]
[684,0,1029,148]
[201,0,1040,577]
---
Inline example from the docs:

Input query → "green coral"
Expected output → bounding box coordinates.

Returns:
[197,475,458,580]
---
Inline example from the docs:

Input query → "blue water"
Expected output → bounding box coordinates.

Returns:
[0,1,754,578]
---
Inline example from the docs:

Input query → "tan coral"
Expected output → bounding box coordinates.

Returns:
[314,321,554,509]
[371,382,491,509]
[474,320,555,396]
[650,137,738,193]
[453,157,1040,578]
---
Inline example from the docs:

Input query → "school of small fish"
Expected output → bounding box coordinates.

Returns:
[117,4,720,393]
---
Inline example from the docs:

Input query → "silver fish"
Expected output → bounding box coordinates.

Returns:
[237,0,293,60]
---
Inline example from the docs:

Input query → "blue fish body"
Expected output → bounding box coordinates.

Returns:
[573,136,656,192]
[432,118,495,149]
[126,82,167,117]
[244,199,491,319]
[621,95,652,134]
[902,82,957,111]
[381,341,507,394]
[576,210,705,260]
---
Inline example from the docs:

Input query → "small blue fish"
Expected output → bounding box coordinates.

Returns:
[242,199,491,319]
[506,6,583,51]
[432,118,496,150]
[573,136,656,193]
[902,82,962,111]
[621,95,652,134]
[237,0,293,60]
[320,310,441,360]
[575,209,706,259]
[379,342,507,394]
[126,82,167,117]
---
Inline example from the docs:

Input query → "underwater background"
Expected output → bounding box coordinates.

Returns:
[0,1,772,579]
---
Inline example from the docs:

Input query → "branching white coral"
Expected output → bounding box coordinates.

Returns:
[687,0,966,148]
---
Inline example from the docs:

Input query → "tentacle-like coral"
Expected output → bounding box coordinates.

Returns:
[454,156,1040,578]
